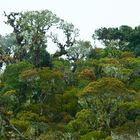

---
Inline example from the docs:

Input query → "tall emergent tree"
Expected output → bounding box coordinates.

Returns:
[4,10,60,67]
[49,21,79,57]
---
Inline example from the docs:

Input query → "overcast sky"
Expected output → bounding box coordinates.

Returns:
[0,0,140,43]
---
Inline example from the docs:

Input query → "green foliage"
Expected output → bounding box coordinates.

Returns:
[11,119,30,133]
[80,131,108,140]
[78,78,136,132]
[20,67,65,101]
[4,10,60,67]
[52,58,70,71]
[105,136,113,140]
[67,40,92,61]
[80,77,135,97]
[2,61,33,89]
[117,102,140,121]
[0,33,16,67]
[78,68,96,81]
[120,51,135,59]
[1,9,140,140]
[88,48,106,59]
[130,78,140,91]
[0,61,33,110]
[16,111,47,122]
[67,109,96,134]
[94,25,140,56]
[62,88,79,116]
[112,120,140,140]
[50,21,79,58]
[38,131,65,140]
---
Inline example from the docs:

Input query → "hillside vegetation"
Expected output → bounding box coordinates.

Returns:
[0,10,140,140]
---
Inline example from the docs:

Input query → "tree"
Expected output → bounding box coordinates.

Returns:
[112,120,140,140]
[67,109,96,135]
[19,67,65,115]
[88,48,106,60]
[2,9,140,139]
[49,21,79,57]
[4,10,60,67]
[94,25,140,56]
[80,131,108,140]
[1,61,33,108]
[0,33,16,68]
[78,77,136,132]
[62,87,79,116]
[66,40,91,61]
[94,27,121,48]
[66,40,92,72]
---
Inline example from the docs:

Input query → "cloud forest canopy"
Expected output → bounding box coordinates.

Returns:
[0,9,140,140]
